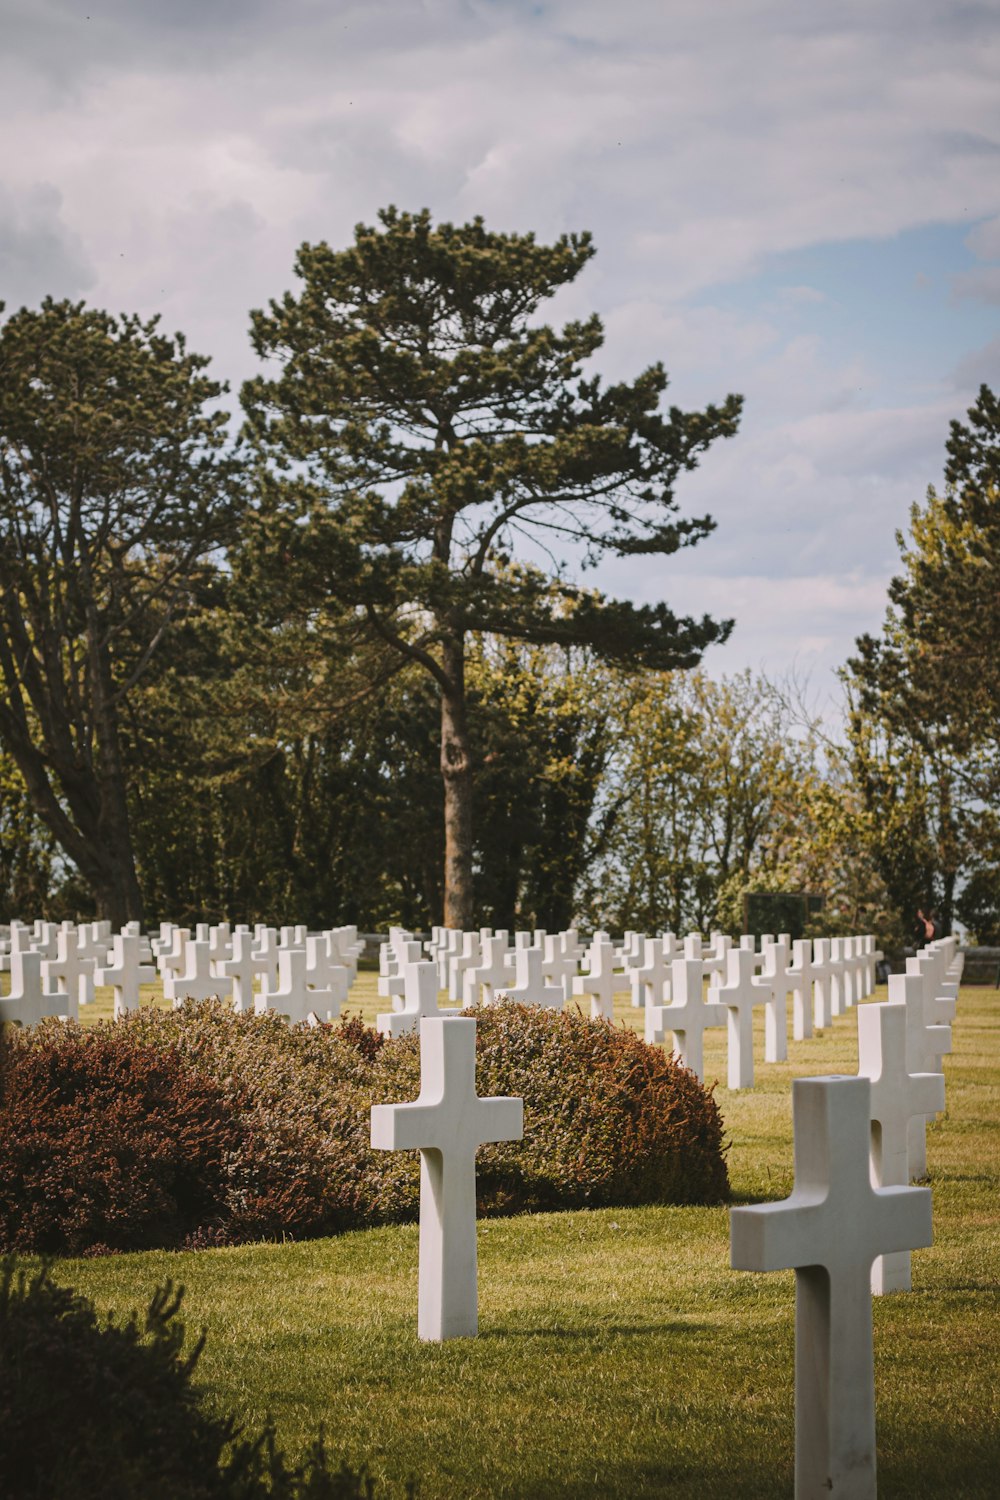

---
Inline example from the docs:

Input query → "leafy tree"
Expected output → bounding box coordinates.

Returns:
[466,634,627,930]
[242,207,742,926]
[0,298,243,923]
[582,670,816,934]
[848,385,1000,934]
[0,749,59,919]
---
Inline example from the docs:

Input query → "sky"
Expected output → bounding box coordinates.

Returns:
[3,0,1000,706]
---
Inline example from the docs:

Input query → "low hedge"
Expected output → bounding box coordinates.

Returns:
[0,1003,728,1254]
[0,1259,408,1498]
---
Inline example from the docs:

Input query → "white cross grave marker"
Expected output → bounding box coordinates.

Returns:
[377,960,459,1038]
[163,940,233,1006]
[572,936,619,1020]
[41,929,96,1009]
[788,939,814,1042]
[370,1017,523,1340]
[463,935,514,1006]
[857,1002,945,1293]
[542,932,580,1001]
[731,1076,933,1499]
[256,947,333,1025]
[752,937,796,1064]
[709,946,761,1090]
[811,939,834,1029]
[95,933,157,1019]
[629,937,672,1010]
[304,934,351,1012]
[494,945,563,1009]
[216,929,270,1012]
[1,950,75,1026]
[887,972,950,1180]
[646,957,726,1082]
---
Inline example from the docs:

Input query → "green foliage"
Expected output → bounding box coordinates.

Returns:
[466,635,625,930]
[0,747,60,918]
[0,1261,406,1498]
[581,670,820,934]
[846,386,1000,935]
[0,296,244,923]
[242,206,742,921]
[0,1003,727,1255]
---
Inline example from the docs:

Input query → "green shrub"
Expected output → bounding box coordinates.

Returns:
[369,1004,730,1217]
[0,1002,728,1254]
[0,1259,407,1499]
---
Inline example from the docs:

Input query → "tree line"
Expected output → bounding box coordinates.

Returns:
[0,207,997,945]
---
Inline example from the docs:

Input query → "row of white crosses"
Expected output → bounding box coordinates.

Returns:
[397,927,883,1092]
[157,921,363,1025]
[0,918,365,1029]
[373,936,961,1499]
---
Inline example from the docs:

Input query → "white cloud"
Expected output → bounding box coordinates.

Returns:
[0,0,997,678]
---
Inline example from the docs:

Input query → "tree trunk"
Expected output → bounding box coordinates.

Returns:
[440,635,474,930]
[87,611,144,926]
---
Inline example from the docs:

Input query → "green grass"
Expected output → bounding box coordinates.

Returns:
[34,977,998,1497]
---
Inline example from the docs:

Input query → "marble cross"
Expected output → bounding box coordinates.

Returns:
[377,960,458,1038]
[463,935,514,1006]
[752,938,796,1063]
[709,946,761,1090]
[494,945,563,1009]
[887,972,951,1180]
[370,1017,523,1340]
[41,929,96,1009]
[788,938,814,1042]
[95,933,157,1019]
[304,934,351,1010]
[157,927,192,980]
[447,933,482,1002]
[629,937,672,1010]
[827,938,848,1017]
[731,1076,932,1499]
[646,957,726,1082]
[163,940,233,1006]
[811,939,834,1029]
[2,949,75,1026]
[542,932,580,1001]
[571,937,619,1020]
[216,929,270,1012]
[256,947,333,1025]
[857,1002,945,1293]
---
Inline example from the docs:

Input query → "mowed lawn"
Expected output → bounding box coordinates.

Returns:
[30,972,1000,1498]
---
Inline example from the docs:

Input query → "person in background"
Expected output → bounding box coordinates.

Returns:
[912,907,935,949]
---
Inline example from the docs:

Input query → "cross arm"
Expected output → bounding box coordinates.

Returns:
[730,1194,826,1272]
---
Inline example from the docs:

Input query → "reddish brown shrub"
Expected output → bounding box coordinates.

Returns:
[0,1024,242,1254]
[0,1001,727,1255]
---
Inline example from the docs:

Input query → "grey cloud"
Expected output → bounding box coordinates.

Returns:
[0,182,95,308]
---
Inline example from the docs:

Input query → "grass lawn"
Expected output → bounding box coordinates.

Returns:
[29,975,1000,1497]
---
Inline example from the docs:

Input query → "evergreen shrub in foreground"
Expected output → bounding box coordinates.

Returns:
[0,1003,728,1254]
[0,1260,405,1499]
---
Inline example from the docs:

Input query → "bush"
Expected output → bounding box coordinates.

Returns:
[0,1259,408,1499]
[0,1002,728,1254]
[0,1025,243,1253]
[369,1004,730,1217]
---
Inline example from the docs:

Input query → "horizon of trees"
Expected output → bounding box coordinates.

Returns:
[1,219,998,946]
